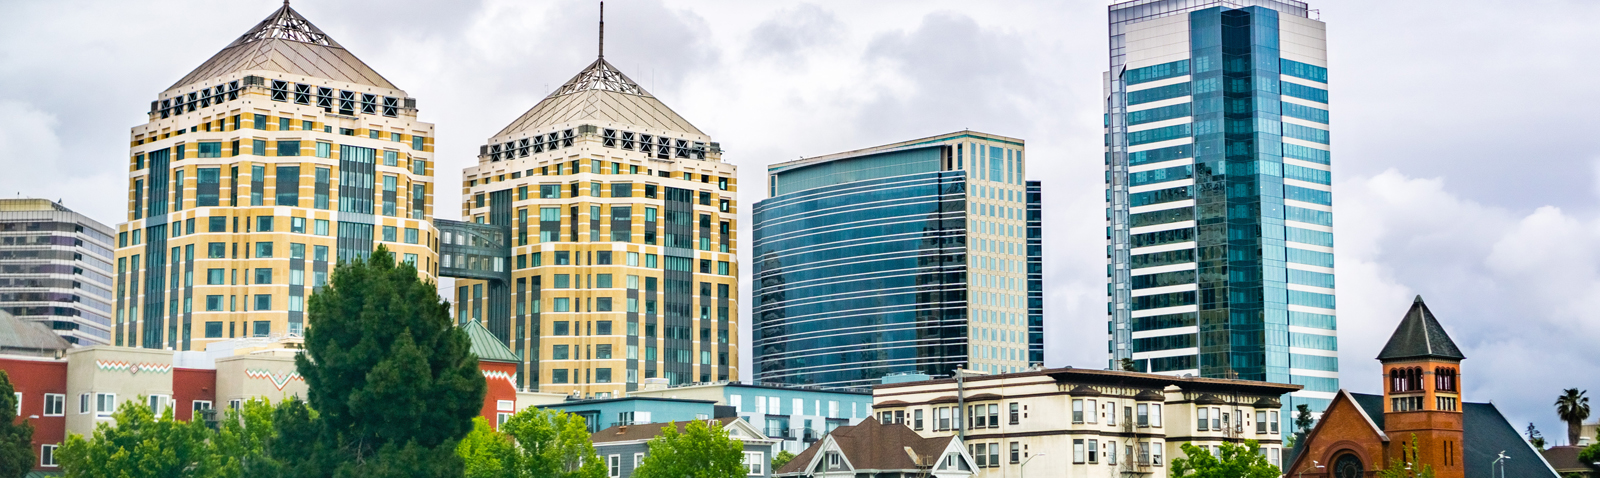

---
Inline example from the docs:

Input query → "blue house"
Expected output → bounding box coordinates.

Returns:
[535,396,731,433]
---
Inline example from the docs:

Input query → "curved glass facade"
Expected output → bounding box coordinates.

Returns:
[753,171,969,390]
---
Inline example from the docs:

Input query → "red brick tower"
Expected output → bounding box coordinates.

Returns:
[1377,296,1466,478]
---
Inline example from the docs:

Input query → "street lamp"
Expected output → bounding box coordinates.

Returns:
[1491,451,1509,478]
[1298,459,1324,478]
[1020,453,1045,478]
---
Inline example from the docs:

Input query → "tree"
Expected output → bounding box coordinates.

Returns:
[772,450,797,472]
[1169,440,1280,478]
[1557,389,1591,446]
[632,419,745,478]
[0,371,34,478]
[1527,422,1548,450]
[457,417,515,478]
[57,398,212,478]
[288,246,487,477]
[205,398,282,478]
[1376,434,1436,478]
[499,407,606,478]
[1293,404,1315,445]
[1119,358,1139,372]
[1578,442,1600,467]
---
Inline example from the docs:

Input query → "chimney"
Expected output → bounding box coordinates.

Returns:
[617,425,627,435]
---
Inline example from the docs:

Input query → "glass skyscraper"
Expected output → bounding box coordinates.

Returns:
[0,199,115,345]
[754,131,1041,390]
[1104,0,1337,416]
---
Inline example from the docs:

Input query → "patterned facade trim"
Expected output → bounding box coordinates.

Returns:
[95,360,173,375]
[482,370,517,387]
[246,368,304,390]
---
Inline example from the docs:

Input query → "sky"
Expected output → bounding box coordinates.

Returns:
[3,0,1599,445]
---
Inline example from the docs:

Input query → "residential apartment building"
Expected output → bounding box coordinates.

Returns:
[593,417,778,478]
[753,131,1041,391]
[454,51,738,399]
[629,381,873,454]
[0,199,116,345]
[112,4,438,351]
[1102,0,1338,417]
[870,367,1300,477]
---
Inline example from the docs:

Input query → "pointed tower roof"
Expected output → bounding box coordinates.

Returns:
[492,58,704,138]
[459,320,520,364]
[167,3,397,91]
[1377,295,1466,362]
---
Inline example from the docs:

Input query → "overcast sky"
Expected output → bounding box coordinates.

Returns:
[3,0,1599,443]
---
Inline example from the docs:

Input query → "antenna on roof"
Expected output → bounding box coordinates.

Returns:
[598,1,605,59]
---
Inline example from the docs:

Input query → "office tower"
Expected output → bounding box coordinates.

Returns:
[0,199,115,345]
[753,131,1041,390]
[452,48,738,399]
[113,4,438,350]
[1104,0,1336,416]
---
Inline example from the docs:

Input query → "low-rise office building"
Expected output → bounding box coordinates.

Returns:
[4,315,550,471]
[870,367,1300,477]
[592,417,778,478]
[629,381,872,453]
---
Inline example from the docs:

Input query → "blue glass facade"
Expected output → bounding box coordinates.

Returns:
[1107,0,1336,419]
[755,132,1038,390]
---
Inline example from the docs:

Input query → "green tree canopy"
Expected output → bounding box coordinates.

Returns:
[288,246,486,477]
[57,398,211,478]
[458,417,516,478]
[0,371,34,478]
[497,407,606,478]
[1169,440,1281,478]
[631,419,745,478]
[205,398,283,478]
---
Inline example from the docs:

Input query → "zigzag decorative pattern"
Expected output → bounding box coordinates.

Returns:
[246,369,304,391]
[95,360,173,375]
[482,370,517,387]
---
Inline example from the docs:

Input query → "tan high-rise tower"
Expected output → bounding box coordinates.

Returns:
[453,45,737,399]
[114,4,438,350]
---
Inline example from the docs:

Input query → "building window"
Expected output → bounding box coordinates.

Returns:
[1073,439,1085,464]
[608,454,621,478]
[743,451,765,476]
[41,444,57,467]
[1072,399,1084,423]
[79,393,88,415]
[1196,407,1208,431]
[43,393,64,416]
[914,409,924,430]
[96,393,116,417]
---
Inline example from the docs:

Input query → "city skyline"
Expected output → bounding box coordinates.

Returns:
[2,0,1598,445]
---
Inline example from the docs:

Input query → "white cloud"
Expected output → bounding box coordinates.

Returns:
[1335,169,1600,445]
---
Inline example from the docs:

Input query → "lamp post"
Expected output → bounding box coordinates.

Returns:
[1020,453,1045,478]
[1491,451,1509,478]
[1298,459,1324,478]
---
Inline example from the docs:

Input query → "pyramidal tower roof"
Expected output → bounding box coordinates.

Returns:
[493,58,705,138]
[167,2,397,92]
[1377,295,1466,362]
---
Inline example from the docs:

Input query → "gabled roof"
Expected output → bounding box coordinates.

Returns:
[776,417,956,475]
[459,320,519,363]
[1295,392,1561,478]
[492,58,704,138]
[1377,296,1466,362]
[0,310,70,356]
[590,417,772,445]
[168,3,397,91]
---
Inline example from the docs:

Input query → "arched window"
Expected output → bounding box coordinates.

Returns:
[1333,453,1364,478]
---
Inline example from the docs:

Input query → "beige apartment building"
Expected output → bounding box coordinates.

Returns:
[869,368,1299,477]
[113,4,437,351]
[453,52,737,399]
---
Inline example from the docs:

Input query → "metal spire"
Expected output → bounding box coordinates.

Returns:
[599,1,605,59]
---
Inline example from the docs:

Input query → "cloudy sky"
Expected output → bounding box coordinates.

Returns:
[4,0,1599,443]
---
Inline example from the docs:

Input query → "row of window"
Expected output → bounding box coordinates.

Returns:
[1073,439,1160,467]
[269,80,407,119]
[119,217,423,251]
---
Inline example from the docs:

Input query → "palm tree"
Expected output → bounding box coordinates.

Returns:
[1555,388,1590,446]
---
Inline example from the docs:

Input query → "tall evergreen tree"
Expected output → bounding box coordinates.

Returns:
[286,246,486,477]
[0,371,34,478]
